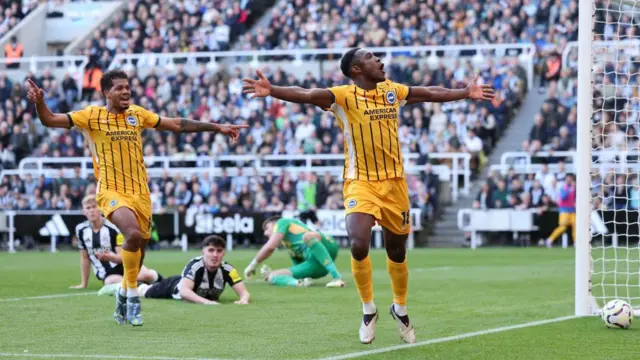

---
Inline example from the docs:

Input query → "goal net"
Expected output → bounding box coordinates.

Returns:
[578,0,640,315]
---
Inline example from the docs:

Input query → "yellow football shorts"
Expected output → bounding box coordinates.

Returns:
[343,178,411,235]
[97,190,153,239]
[558,212,576,227]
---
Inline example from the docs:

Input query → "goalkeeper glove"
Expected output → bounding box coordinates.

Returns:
[244,258,258,280]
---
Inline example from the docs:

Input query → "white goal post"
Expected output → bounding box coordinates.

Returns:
[576,0,640,317]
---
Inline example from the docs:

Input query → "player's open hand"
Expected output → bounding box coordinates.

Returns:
[242,70,271,99]
[467,76,495,101]
[216,124,248,143]
[69,284,87,289]
[243,266,255,280]
[26,78,44,104]
[234,299,249,305]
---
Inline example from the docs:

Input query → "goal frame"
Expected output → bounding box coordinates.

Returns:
[575,0,640,317]
[574,0,594,317]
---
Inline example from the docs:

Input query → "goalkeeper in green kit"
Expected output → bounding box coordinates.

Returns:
[244,216,346,288]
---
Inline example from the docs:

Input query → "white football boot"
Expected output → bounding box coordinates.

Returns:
[389,304,416,344]
[359,312,379,344]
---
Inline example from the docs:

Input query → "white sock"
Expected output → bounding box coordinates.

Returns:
[138,283,150,297]
[149,270,159,283]
[394,303,408,316]
[126,287,139,298]
[363,301,377,315]
[118,285,126,297]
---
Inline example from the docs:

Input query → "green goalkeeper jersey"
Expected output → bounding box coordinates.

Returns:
[273,218,338,262]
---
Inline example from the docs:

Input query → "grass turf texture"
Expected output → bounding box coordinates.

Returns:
[0,248,638,360]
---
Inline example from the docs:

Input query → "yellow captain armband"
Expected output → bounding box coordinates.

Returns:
[116,233,125,246]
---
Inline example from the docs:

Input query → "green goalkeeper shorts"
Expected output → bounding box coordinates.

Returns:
[289,237,339,279]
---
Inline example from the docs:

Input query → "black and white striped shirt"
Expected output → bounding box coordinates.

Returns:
[75,219,123,279]
[177,257,242,301]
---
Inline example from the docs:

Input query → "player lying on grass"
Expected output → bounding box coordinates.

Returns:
[243,48,494,344]
[71,195,162,289]
[100,235,250,305]
[244,216,345,288]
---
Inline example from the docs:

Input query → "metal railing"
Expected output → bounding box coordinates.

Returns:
[108,44,536,90]
[492,150,640,174]
[10,152,472,201]
[562,39,640,70]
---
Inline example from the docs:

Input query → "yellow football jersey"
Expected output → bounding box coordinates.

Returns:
[328,80,410,181]
[68,104,160,195]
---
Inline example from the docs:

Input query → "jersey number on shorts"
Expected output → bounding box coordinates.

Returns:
[401,211,410,227]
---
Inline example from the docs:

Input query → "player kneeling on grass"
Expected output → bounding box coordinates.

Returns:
[244,216,345,288]
[100,235,250,305]
[71,195,162,289]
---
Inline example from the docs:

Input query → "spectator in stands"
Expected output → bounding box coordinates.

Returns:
[4,36,23,69]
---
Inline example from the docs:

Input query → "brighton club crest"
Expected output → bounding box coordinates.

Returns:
[386,91,396,104]
[126,116,137,126]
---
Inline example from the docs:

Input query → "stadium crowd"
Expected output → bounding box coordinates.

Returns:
[240,0,578,53]
[0,0,37,39]
[0,54,526,221]
[77,0,269,69]
[0,0,592,222]
[493,0,634,218]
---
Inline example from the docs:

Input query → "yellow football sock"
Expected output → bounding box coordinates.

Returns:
[547,226,567,244]
[387,257,408,306]
[121,248,141,290]
[351,255,374,303]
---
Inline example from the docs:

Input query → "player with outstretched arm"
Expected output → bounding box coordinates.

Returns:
[243,48,494,344]
[244,215,345,288]
[26,71,246,326]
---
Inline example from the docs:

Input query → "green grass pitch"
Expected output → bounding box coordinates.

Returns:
[0,248,639,360]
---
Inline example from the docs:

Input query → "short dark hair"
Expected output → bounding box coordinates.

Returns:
[340,48,360,79]
[262,215,281,230]
[100,69,128,95]
[298,210,318,224]
[201,235,226,249]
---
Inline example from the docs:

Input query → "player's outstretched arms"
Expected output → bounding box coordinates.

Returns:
[156,117,248,141]
[244,232,284,279]
[70,250,90,289]
[178,278,218,305]
[26,79,73,129]
[232,282,250,305]
[406,76,495,105]
[242,70,333,109]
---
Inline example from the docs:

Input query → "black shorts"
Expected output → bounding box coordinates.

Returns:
[96,264,124,282]
[144,275,181,299]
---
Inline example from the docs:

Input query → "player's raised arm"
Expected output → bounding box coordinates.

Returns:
[155,117,247,141]
[405,76,495,105]
[242,70,334,109]
[26,79,73,129]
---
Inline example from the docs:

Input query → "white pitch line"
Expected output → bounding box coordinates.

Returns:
[314,315,578,360]
[0,292,96,302]
[0,353,231,360]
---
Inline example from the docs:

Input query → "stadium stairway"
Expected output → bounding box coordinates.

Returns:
[425,89,548,247]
